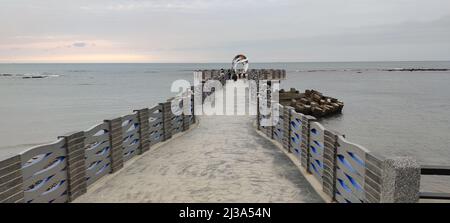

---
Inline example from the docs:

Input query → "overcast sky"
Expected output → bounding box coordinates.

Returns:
[1,0,450,63]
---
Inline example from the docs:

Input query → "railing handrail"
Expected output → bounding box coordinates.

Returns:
[419,192,450,200]
[420,165,450,176]
[419,165,450,201]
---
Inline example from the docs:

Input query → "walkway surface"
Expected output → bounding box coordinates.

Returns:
[75,80,322,203]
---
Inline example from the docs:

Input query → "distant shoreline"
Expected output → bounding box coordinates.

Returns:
[1,60,450,65]
[382,68,450,72]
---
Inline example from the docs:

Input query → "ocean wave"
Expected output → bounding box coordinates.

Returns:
[291,68,450,73]
[0,72,63,79]
[291,69,370,73]
[144,70,160,74]
[381,68,450,72]
[67,70,90,73]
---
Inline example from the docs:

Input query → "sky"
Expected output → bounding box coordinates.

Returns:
[0,0,450,63]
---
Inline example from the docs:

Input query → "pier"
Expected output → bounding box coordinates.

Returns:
[0,69,448,203]
[74,97,322,203]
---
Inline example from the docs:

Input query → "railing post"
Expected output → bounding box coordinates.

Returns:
[134,108,150,155]
[271,113,276,140]
[182,92,191,131]
[267,81,274,139]
[0,155,24,203]
[58,131,86,201]
[283,106,294,151]
[322,130,341,201]
[301,115,316,172]
[380,157,421,203]
[190,86,196,124]
[363,152,384,203]
[178,93,188,132]
[105,118,124,173]
[182,113,188,131]
[256,83,260,130]
[160,101,173,141]
[201,70,209,103]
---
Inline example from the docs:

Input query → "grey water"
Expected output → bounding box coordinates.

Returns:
[1,62,450,193]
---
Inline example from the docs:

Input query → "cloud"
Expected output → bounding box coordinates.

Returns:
[151,15,450,62]
[72,42,88,48]
[1,0,450,62]
[0,53,155,63]
[80,0,209,12]
[79,0,289,12]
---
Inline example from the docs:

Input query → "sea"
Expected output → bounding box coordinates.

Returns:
[1,61,449,193]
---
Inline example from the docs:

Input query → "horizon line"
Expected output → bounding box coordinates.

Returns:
[1,59,450,64]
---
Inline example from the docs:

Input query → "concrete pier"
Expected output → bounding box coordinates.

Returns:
[75,80,322,203]
[0,70,430,203]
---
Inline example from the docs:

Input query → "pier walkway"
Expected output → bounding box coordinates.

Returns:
[0,69,437,203]
[75,81,322,203]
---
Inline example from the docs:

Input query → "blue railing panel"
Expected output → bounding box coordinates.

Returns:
[149,105,164,146]
[309,122,325,184]
[290,111,303,163]
[84,122,112,186]
[20,139,68,203]
[121,114,140,163]
[335,136,369,203]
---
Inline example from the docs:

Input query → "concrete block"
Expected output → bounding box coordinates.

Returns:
[59,131,87,202]
[105,118,124,173]
[0,155,24,203]
[380,157,421,203]
[135,108,150,154]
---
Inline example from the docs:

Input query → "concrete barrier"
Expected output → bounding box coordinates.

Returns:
[258,98,421,203]
[0,155,24,203]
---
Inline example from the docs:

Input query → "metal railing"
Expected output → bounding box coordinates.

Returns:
[420,165,450,200]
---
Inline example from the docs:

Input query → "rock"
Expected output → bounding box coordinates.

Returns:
[279,88,344,118]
